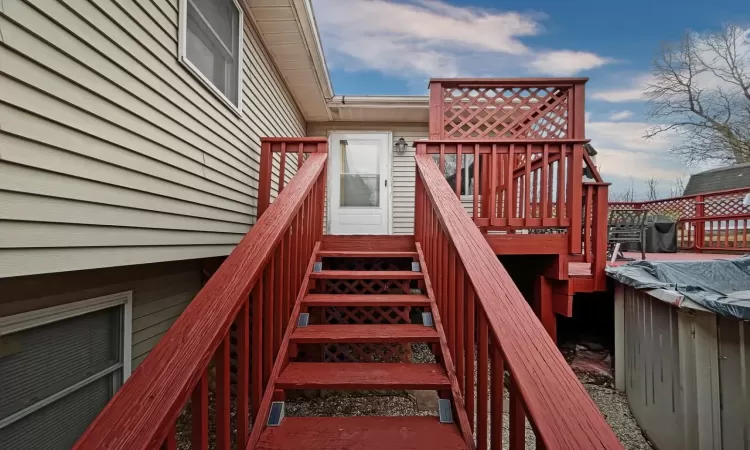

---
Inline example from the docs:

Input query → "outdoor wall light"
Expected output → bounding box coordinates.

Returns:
[395,137,408,154]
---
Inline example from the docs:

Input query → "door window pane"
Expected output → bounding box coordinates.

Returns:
[340,140,380,207]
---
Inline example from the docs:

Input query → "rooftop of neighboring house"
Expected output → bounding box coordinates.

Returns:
[683,162,750,195]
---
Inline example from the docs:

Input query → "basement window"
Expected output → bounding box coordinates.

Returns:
[0,292,132,448]
[179,0,243,113]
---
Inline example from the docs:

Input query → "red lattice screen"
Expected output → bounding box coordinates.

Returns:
[429,79,587,141]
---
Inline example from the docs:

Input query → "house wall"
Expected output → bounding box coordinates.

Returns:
[0,0,305,278]
[307,122,429,235]
[0,260,203,369]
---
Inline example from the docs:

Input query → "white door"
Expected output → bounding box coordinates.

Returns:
[328,133,390,235]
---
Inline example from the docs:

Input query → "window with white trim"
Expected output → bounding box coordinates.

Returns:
[0,292,132,449]
[179,0,243,112]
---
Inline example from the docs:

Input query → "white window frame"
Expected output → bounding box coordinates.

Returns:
[0,291,133,430]
[178,0,244,115]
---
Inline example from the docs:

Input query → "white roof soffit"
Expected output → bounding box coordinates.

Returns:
[327,95,430,123]
[245,0,333,121]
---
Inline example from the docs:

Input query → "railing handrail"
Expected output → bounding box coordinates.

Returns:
[430,77,589,87]
[74,153,328,449]
[415,154,622,449]
[610,186,750,207]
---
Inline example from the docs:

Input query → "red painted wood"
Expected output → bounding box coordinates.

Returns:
[415,155,623,449]
[568,144,583,254]
[302,294,430,307]
[456,262,466,395]
[455,143,463,198]
[484,234,567,255]
[290,324,439,343]
[317,250,418,258]
[415,243,476,448]
[310,270,423,280]
[556,145,566,227]
[541,144,549,220]
[504,146,514,225]
[508,377,525,450]
[74,153,327,450]
[320,235,416,252]
[279,142,287,193]
[465,284,476,432]
[257,416,467,450]
[251,281,263,414]
[490,346,504,450]
[448,247,456,355]
[534,276,556,342]
[276,363,450,390]
[473,144,479,222]
[247,243,321,448]
[215,336,230,449]
[263,264,274,385]
[191,373,208,450]
[489,144,498,225]
[477,313,489,450]
[236,302,250,448]
[258,140,273,218]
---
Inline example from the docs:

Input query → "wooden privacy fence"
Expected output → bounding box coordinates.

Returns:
[610,187,750,252]
[73,140,328,450]
[414,154,622,449]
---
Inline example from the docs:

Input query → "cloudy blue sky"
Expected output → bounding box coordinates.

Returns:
[310,0,749,199]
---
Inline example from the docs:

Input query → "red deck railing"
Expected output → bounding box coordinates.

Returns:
[610,187,750,252]
[414,154,622,449]
[74,139,327,449]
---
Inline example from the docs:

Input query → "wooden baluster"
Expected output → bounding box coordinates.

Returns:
[584,185,593,263]
[191,372,209,450]
[258,141,273,218]
[540,144,549,223]
[455,144,463,198]
[557,145,566,227]
[509,375,526,450]
[447,246,456,353]
[490,344,504,450]
[439,143,446,175]
[505,145,514,226]
[263,264,274,384]
[236,302,250,448]
[465,284,476,431]
[251,281,263,415]
[274,244,284,353]
[489,144,498,227]
[456,263,466,395]
[524,144,532,226]
[478,312,489,450]
[442,236,449,317]
[216,335,231,449]
[162,425,177,450]
[283,232,292,325]
[473,144,480,223]
[297,142,304,169]
[744,219,748,249]
[547,156,554,222]
[279,142,287,193]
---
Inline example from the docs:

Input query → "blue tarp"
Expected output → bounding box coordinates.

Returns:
[606,256,750,319]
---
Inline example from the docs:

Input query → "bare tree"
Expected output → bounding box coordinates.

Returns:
[645,177,660,200]
[645,24,750,165]
[610,177,636,202]
[670,176,686,197]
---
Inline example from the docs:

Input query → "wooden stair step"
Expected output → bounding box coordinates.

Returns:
[302,294,430,307]
[276,363,449,390]
[311,270,422,279]
[290,324,439,343]
[317,250,418,258]
[256,416,467,450]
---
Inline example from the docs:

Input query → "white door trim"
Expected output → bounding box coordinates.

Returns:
[326,131,393,235]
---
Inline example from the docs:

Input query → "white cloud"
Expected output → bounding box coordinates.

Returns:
[590,75,651,103]
[528,50,612,76]
[608,110,634,120]
[312,0,613,82]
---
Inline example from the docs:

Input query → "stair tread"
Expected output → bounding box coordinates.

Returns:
[311,270,422,279]
[303,294,430,306]
[290,324,439,343]
[256,416,467,450]
[276,363,450,389]
[317,250,418,258]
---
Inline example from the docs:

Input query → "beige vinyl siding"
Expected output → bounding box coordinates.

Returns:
[307,122,428,235]
[0,0,305,278]
[0,260,202,369]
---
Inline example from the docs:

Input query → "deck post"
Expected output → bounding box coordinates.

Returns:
[695,195,705,251]
[534,275,556,343]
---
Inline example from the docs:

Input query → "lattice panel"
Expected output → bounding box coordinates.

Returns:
[323,343,412,363]
[319,279,412,295]
[703,191,746,217]
[324,258,410,272]
[324,306,411,325]
[441,87,569,139]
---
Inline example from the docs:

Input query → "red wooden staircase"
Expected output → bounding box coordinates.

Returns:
[251,240,471,449]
